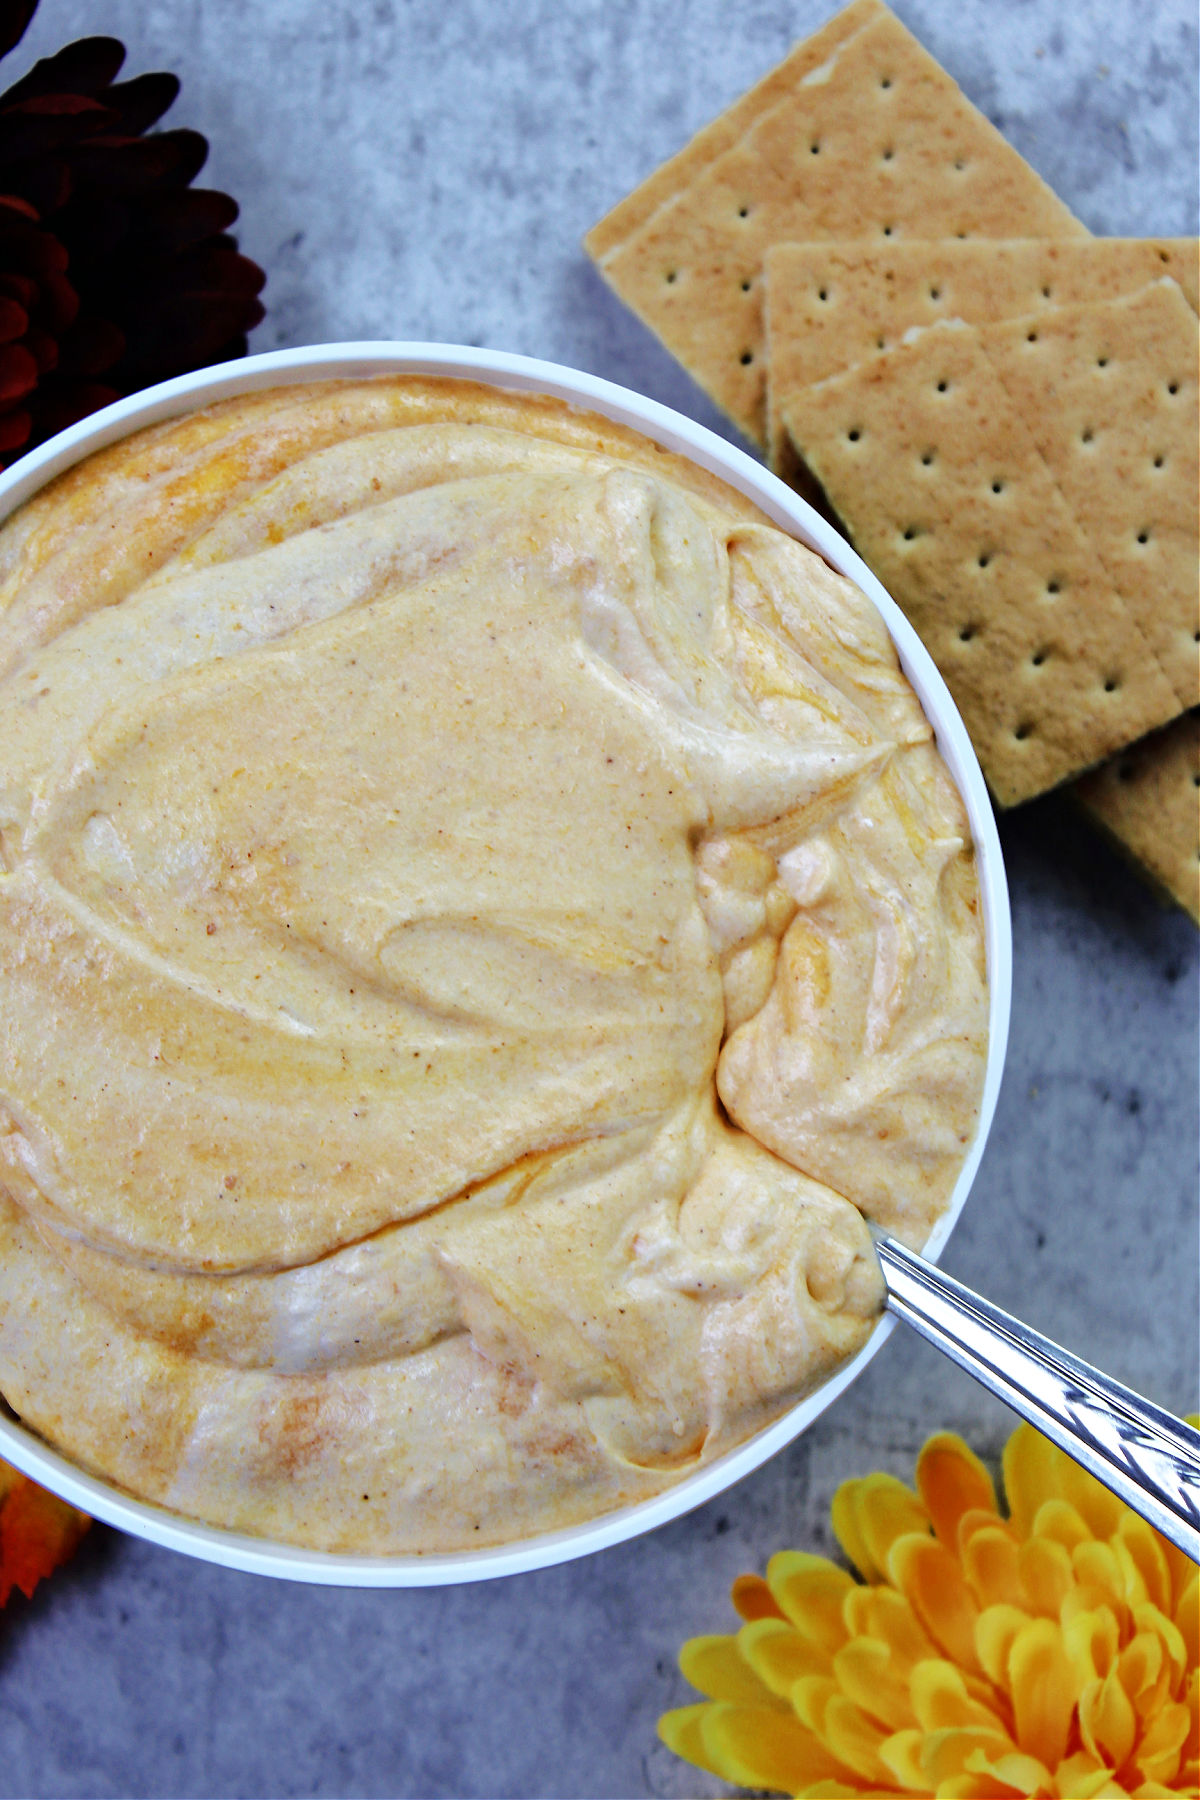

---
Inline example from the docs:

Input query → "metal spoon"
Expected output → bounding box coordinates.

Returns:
[872,1231,1200,1562]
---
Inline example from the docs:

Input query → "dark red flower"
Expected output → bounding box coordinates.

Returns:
[0,0,265,466]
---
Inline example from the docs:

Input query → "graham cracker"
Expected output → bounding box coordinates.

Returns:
[979,281,1199,711]
[782,321,1180,807]
[1074,712,1200,922]
[588,3,1084,445]
[586,0,884,263]
[765,236,1199,469]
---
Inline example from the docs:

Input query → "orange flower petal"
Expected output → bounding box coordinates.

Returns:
[792,1673,840,1735]
[878,1727,928,1790]
[1003,1425,1065,1540]
[916,1433,998,1551]
[1055,1750,1123,1798]
[1130,1602,1188,1697]
[0,1472,90,1606]
[909,1658,1010,1734]
[657,1703,725,1779]
[1053,1450,1127,1544]
[679,1632,787,1707]
[975,1603,1033,1690]
[767,1552,855,1656]
[1073,1540,1128,1612]
[1017,1536,1074,1619]
[1062,1602,1121,1687]
[1173,1573,1197,1670]
[934,1777,1026,1799]
[1030,1498,1093,1555]
[923,1725,1024,1789]
[700,1701,858,1792]
[1180,1669,1198,1771]
[1078,1668,1137,1770]
[732,1571,787,1622]
[740,1618,832,1696]
[822,1692,897,1786]
[1130,1698,1191,1787]
[1118,1629,1166,1714]
[963,1523,1024,1611]
[846,1473,932,1583]
[832,1477,884,1583]
[961,1744,1057,1796]
[844,1584,939,1672]
[1007,1617,1074,1773]
[833,1636,916,1734]
[889,1533,982,1673]
[1115,1516,1172,1616]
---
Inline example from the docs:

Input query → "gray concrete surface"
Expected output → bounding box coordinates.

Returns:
[0,2,1196,1795]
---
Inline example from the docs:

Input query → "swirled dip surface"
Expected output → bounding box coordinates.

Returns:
[0,379,987,1551]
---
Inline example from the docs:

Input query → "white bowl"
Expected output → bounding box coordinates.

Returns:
[0,344,1012,1585]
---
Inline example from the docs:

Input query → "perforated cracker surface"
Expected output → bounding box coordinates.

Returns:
[980,282,1199,711]
[586,0,882,263]
[765,237,1199,468]
[1075,712,1200,922]
[590,5,1084,445]
[784,323,1180,806]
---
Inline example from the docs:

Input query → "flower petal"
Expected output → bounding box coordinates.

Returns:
[1007,1617,1074,1773]
[840,1473,931,1584]
[831,1477,883,1583]
[822,1692,898,1786]
[767,1552,855,1656]
[792,1674,840,1735]
[1030,1498,1093,1555]
[916,1433,998,1551]
[1073,1540,1128,1612]
[1062,1601,1121,1687]
[1118,1629,1166,1715]
[963,1523,1024,1610]
[740,1618,832,1696]
[657,1703,726,1779]
[1173,1573,1197,1670]
[1180,1669,1198,1774]
[889,1533,982,1672]
[1078,1668,1137,1770]
[701,1701,857,1792]
[879,1728,928,1790]
[1129,1698,1191,1787]
[924,1726,1025,1789]
[910,1658,1010,1734]
[1132,1601,1188,1697]
[1052,1451,1127,1544]
[733,1571,788,1622]
[975,1603,1032,1690]
[833,1636,915,1733]
[1055,1750,1124,1799]
[961,1744,1057,1796]
[679,1633,787,1706]
[1017,1536,1074,1619]
[1115,1516,1172,1616]
[1003,1425,1064,1540]
[844,1584,939,1672]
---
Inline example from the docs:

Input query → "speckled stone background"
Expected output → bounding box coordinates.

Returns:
[0,3,1196,1796]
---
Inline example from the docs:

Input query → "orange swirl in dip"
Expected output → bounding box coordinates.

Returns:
[0,379,986,1551]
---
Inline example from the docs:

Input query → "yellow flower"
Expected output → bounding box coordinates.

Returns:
[659,1423,1198,1798]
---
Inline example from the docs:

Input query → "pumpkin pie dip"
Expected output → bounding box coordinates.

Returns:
[0,378,987,1552]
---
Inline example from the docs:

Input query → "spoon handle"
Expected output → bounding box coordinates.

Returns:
[875,1234,1200,1562]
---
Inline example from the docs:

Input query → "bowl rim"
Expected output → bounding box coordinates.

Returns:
[0,341,1012,1585]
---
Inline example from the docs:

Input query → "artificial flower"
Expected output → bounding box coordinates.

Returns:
[660,1423,1198,1797]
[0,1458,89,1606]
[0,0,265,466]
